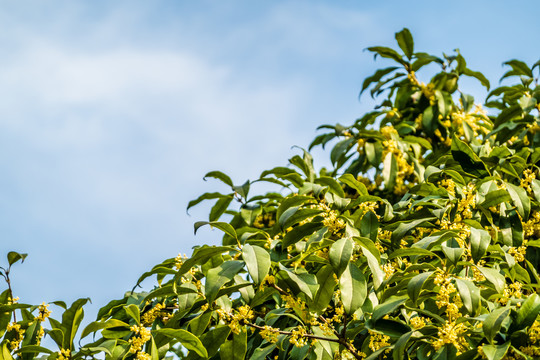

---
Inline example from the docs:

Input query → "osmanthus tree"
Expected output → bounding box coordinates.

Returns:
[2,29,540,360]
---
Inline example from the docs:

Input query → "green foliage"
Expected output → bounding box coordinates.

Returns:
[3,28,540,359]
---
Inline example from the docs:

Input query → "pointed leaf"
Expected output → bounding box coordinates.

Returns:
[329,238,353,278]
[154,329,208,358]
[242,244,271,285]
[339,263,367,315]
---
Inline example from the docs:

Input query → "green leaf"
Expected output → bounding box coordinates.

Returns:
[219,329,247,360]
[242,244,271,285]
[372,295,407,322]
[462,68,490,90]
[480,342,510,360]
[283,222,323,248]
[329,238,353,278]
[383,152,398,190]
[277,266,317,300]
[204,171,233,187]
[154,328,208,358]
[187,192,224,212]
[189,311,213,337]
[470,227,491,263]
[366,46,406,65]
[209,196,233,221]
[81,319,130,339]
[205,261,244,303]
[505,182,530,220]
[176,245,236,278]
[15,345,53,355]
[392,331,413,360]
[395,28,414,59]
[362,247,384,290]
[441,238,464,265]
[360,67,399,94]
[455,278,480,316]
[339,174,368,195]
[125,304,140,325]
[407,271,433,306]
[477,266,505,294]
[516,293,540,329]
[194,221,238,243]
[7,252,27,266]
[483,307,510,343]
[479,189,511,208]
[62,298,90,349]
[360,210,379,241]
[502,59,533,78]
[312,265,338,313]
[451,134,489,178]
[339,263,367,315]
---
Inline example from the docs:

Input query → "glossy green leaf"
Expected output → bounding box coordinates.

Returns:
[7,252,27,266]
[470,227,491,263]
[194,221,238,242]
[204,171,233,187]
[395,28,414,59]
[480,342,510,360]
[329,238,353,278]
[219,329,247,360]
[477,266,505,294]
[407,271,433,306]
[339,263,367,315]
[205,260,244,303]
[505,182,530,220]
[516,293,540,329]
[154,328,208,358]
[483,307,510,343]
[372,295,407,322]
[242,244,271,285]
[312,265,338,313]
[455,278,480,316]
[362,246,384,290]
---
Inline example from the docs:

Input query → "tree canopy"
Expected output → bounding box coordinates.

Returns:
[2,28,540,360]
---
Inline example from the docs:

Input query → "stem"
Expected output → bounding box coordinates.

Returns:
[3,267,16,322]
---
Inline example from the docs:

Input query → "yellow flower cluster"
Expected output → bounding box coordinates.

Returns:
[129,325,152,354]
[322,210,346,235]
[434,270,462,321]
[432,320,468,353]
[523,211,540,238]
[410,316,430,329]
[529,320,540,343]
[368,330,391,352]
[136,352,152,360]
[57,349,71,360]
[381,126,415,195]
[260,325,279,343]
[289,326,308,347]
[498,282,523,305]
[357,175,377,192]
[217,305,254,335]
[141,303,166,326]
[6,322,25,350]
[174,253,187,269]
[440,178,456,197]
[253,213,276,229]
[356,138,365,154]
[508,245,527,263]
[357,201,379,220]
[520,169,536,194]
[456,183,476,220]
[36,302,51,322]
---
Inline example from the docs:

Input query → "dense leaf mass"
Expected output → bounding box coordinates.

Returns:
[3,29,540,360]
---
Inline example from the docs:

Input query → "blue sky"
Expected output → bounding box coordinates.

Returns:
[0,1,538,319]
